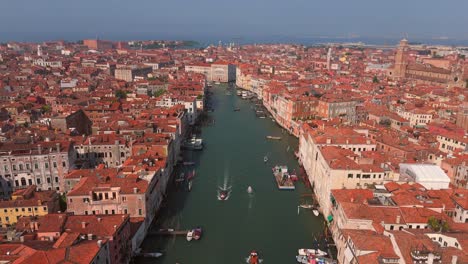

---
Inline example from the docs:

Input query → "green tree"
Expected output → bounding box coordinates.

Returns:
[372,76,379,83]
[196,94,203,100]
[115,90,127,99]
[59,194,67,212]
[427,216,449,232]
[41,105,52,113]
[153,89,166,97]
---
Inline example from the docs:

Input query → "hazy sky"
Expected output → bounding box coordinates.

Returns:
[1,0,468,42]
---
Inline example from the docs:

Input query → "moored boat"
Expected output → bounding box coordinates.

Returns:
[247,186,253,194]
[263,156,268,163]
[298,248,327,257]
[266,136,281,140]
[182,136,203,150]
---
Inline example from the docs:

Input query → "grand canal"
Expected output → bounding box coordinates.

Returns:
[137,84,326,264]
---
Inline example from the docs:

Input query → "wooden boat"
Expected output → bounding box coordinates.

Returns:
[266,136,282,140]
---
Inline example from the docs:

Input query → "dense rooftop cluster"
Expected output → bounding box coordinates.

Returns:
[0,38,466,263]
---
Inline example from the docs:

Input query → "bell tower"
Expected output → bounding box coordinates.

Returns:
[393,39,409,79]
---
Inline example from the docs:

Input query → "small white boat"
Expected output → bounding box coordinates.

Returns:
[313,209,320,216]
[186,230,194,241]
[247,186,253,194]
[298,248,327,257]
[299,204,313,209]
[263,156,268,163]
[188,180,193,191]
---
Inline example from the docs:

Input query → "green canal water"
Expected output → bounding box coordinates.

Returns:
[137,84,325,264]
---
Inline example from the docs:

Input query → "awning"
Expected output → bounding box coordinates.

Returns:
[327,215,334,222]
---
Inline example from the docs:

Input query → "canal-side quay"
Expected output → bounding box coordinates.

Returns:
[135,84,329,264]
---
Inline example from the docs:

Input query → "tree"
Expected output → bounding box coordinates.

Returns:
[372,76,379,83]
[196,94,203,100]
[115,90,127,99]
[153,89,166,97]
[41,105,52,113]
[427,216,449,232]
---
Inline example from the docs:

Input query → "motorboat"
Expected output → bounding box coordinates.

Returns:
[313,209,320,216]
[175,172,185,182]
[218,189,229,200]
[266,136,281,140]
[264,156,268,163]
[299,204,314,209]
[246,251,261,264]
[234,107,241,111]
[183,136,203,150]
[247,186,253,194]
[187,180,193,191]
[297,255,333,264]
[186,227,202,241]
[183,161,195,166]
[134,248,163,258]
[298,248,327,257]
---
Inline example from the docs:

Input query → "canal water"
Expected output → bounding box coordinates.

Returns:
[137,84,325,264]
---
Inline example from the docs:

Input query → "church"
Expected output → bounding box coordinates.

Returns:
[388,39,465,87]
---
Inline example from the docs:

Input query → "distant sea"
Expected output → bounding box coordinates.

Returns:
[2,32,468,47]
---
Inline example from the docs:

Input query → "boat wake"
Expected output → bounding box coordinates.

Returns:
[218,164,233,201]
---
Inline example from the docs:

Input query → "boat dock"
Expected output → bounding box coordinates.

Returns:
[273,165,295,190]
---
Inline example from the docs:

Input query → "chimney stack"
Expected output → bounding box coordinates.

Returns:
[38,145,42,155]
[452,255,458,264]
[97,217,102,222]
[396,215,401,224]
[87,234,93,240]
[113,225,117,231]
[81,222,87,229]
[56,143,61,152]
[34,221,39,231]
[133,187,138,194]
[97,240,102,248]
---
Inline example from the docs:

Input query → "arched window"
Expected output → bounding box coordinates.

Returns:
[21,178,26,186]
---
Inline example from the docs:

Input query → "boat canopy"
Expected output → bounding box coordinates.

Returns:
[327,215,334,223]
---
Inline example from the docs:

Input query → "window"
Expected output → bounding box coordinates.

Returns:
[47,178,51,184]
[356,174,361,178]
[455,242,459,247]
[69,199,73,203]
[19,164,23,170]
[105,210,108,214]
[43,207,47,211]
[438,237,442,242]
[139,209,142,215]
[45,163,49,169]
[62,162,66,167]
[28,208,31,212]
[37,178,41,184]
[12,165,16,171]
[55,177,58,183]
[26,164,30,170]
[443,242,447,247]
[347,174,353,179]
[122,196,127,202]
[92,211,96,215]
[390,225,394,230]
[53,162,57,168]
[34,163,39,169]
[21,208,25,212]
[28,179,32,185]
[111,210,115,214]
[85,211,88,215]
[34,207,38,211]
[124,209,128,214]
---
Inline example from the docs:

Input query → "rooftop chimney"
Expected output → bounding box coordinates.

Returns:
[396,215,401,224]
[133,187,138,194]
[56,143,61,152]
[113,225,117,231]
[97,217,102,222]
[87,233,93,240]
[38,145,42,155]
[81,222,87,229]
[452,255,458,264]
[97,240,103,248]
[326,138,331,144]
